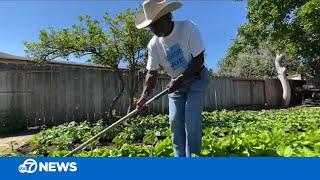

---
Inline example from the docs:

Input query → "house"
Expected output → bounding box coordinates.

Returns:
[0,51,108,69]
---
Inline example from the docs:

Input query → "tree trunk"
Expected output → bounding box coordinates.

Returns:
[275,53,291,107]
[107,69,125,121]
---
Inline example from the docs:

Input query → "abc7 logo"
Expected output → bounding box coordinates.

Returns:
[18,159,37,173]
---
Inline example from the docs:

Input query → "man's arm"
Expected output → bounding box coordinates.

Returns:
[181,51,204,80]
[168,51,204,93]
[142,70,158,97]
[136,70,158,109]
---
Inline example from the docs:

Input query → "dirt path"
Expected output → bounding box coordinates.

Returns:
[0,133,35,156]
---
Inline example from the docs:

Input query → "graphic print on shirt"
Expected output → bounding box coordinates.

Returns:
[166,43,188,71]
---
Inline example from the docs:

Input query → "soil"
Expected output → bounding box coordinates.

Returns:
[0,131,37,156]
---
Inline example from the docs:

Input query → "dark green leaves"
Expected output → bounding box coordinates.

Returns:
[220,0,320,77]
[18,108,320,157]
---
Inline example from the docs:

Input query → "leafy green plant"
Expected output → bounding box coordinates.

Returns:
[18,107,320,157]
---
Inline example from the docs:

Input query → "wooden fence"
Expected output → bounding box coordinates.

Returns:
[0,61,287,126]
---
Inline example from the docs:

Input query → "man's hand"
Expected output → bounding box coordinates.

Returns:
[136,96,148,112]
[168,76,184,93]
[167,52,204,93]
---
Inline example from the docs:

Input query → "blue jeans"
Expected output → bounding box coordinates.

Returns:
[168,68,209,157]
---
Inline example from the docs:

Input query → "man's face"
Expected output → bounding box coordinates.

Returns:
[149,13,172,37]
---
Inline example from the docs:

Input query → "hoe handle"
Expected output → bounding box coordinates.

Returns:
[64,88,169,157]
[64,74,200,157]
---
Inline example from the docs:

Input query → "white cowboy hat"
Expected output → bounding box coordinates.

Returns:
[135,0,182,29]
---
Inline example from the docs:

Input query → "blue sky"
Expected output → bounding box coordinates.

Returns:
[0,0,247,70]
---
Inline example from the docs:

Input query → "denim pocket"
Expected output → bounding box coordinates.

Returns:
[189,68,209,92]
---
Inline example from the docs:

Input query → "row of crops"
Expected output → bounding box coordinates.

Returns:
[10,107,320,157]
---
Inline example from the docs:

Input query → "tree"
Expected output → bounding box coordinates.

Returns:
[298,0,320,76]
[219,38,247,76]
[225,0,320,107]
[24,9,152,119]
[219,41,299,79]
[104,10,152,113]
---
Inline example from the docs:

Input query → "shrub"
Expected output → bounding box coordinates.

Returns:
[0,111,28,135]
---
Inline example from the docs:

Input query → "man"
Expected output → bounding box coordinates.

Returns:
[135,0,209,157]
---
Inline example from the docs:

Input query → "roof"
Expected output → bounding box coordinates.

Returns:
[0,52,27,60]
[0,51,122,70]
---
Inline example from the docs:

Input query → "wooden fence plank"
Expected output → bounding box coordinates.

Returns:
[0,62,289,125]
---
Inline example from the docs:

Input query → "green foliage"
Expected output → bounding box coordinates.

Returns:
[24,8,153,117]
[203,109,320,157]
[18,108,320,157]
[0,112,28,135]
[103,10,151,69]
[102,9,153,110]
[220,0,320,77]
[218,39,247,76]
[28,120,109,155]
[299,0,320,37]
[239,0,306,52]
[219,41,299,78]
[24,9,152,69]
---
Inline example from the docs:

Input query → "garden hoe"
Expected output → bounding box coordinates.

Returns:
[64,75,199,157]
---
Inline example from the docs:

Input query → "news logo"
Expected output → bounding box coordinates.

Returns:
[18,159,77,173]
[18,159,37,173]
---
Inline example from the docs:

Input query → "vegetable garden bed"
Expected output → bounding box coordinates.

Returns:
[9,107,320,157]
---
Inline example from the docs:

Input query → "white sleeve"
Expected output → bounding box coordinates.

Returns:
[146,42,160,71]
[188,22,205,57]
